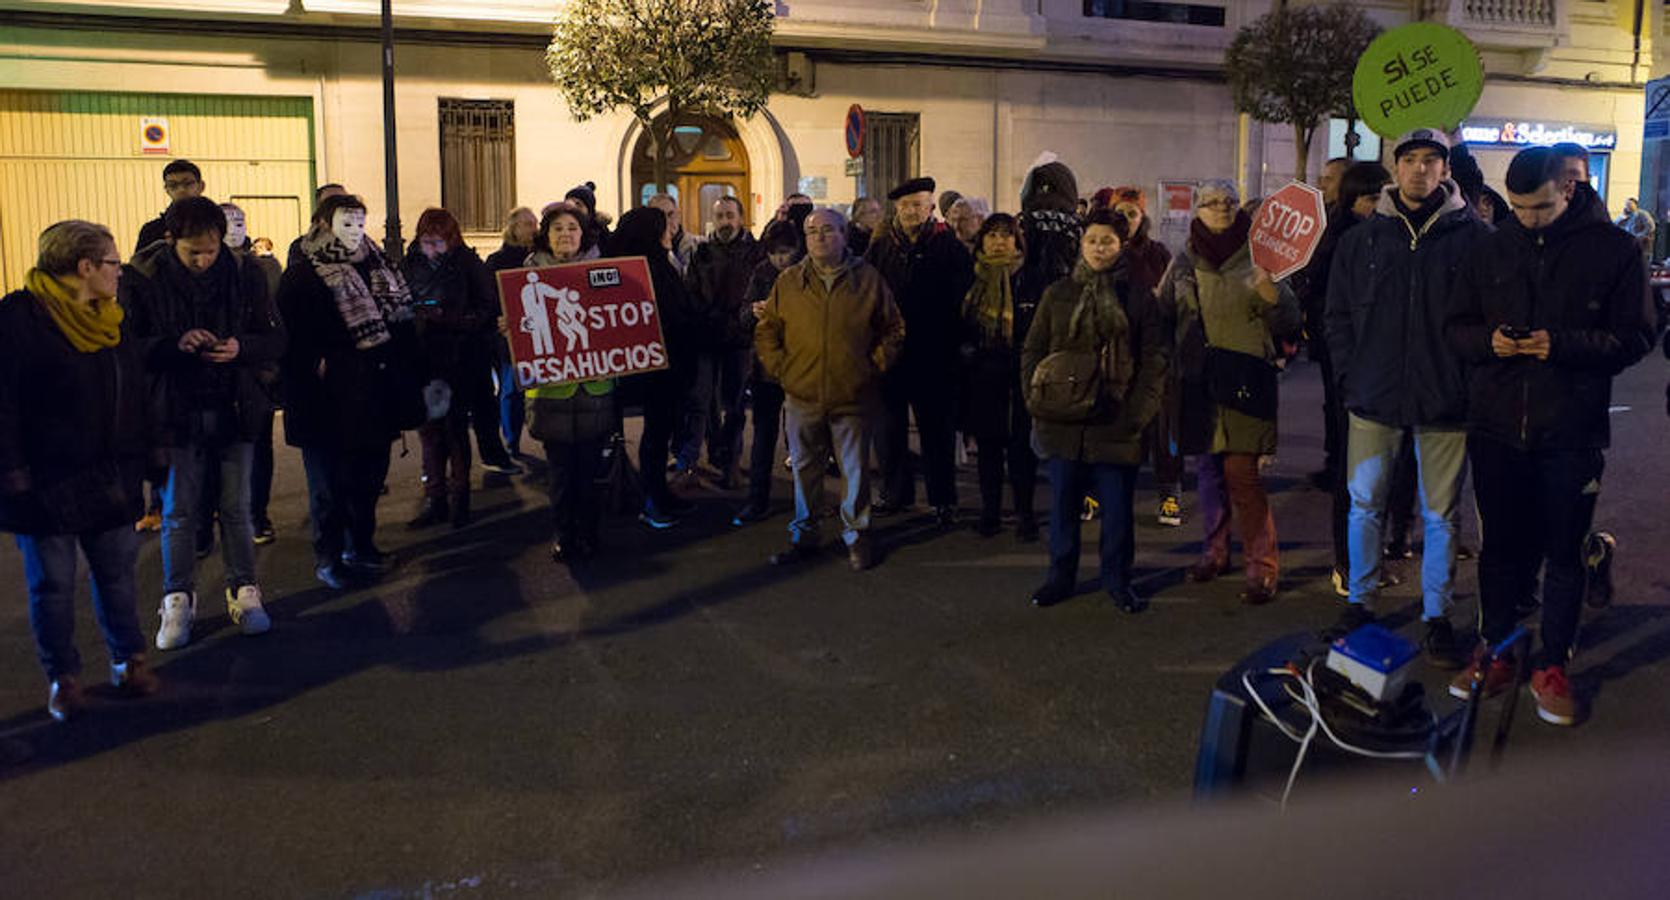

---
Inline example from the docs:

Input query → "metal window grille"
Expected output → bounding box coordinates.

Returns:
[862,112,921,207]
[1083,0,1225,27]
[438,98,516,232]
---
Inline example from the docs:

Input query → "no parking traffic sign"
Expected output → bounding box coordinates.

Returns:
[845,104,865,159]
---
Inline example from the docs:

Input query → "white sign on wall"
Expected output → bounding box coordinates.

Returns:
[140,117,170,155]
[1460,119,1617,151]
[798,176,828,200]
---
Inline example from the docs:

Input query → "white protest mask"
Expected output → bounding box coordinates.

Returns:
[332,208,368,250]
[222,209,247,248]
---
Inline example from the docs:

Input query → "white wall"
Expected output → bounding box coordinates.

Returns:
[0,20,1647,240]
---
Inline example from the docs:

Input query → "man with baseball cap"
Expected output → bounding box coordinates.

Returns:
[1324,128,1491,667]
[865,176,973,525]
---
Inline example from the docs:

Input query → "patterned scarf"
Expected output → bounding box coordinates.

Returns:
[964,247,1020,348]
[301,227,413,349]
[24,268,124,352]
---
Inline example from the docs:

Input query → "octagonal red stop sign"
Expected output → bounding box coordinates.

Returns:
[1250,181,1328,281]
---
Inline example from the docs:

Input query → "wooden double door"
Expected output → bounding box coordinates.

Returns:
[631,115,751,236]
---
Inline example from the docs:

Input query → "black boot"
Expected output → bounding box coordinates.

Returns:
[406,496,448,529]
[449,492,471,529]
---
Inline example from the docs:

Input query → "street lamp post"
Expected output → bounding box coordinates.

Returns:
[381,0,403,261]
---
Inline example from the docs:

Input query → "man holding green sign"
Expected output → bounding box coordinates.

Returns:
[1324,124,1490,668]
[1321,24,1492,667]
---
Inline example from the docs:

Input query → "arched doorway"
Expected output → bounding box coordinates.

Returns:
[630,115,751,236]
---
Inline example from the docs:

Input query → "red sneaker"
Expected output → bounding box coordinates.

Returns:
[1530,665,1579,726]
[1448,650,1514,700]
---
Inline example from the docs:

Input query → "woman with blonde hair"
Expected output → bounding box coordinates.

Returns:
[1,220,160,719]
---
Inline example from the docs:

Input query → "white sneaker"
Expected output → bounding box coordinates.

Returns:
[155,592,195,650]
[226,585,271,636]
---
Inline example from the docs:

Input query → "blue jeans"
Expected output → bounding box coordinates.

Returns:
[1344,413,1466,618]
[1046,457,1137,593]
[498,361,525,456]
[17,525,146,679]
[784,398,872,546]
[163,440,257,594]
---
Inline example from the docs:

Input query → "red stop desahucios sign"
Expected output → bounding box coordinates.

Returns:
[1250,181,1328,282]
[495,256,670,388]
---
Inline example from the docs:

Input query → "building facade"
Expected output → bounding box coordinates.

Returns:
[0,0,1660,281]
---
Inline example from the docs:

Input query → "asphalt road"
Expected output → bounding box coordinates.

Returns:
[2,357,1666,898]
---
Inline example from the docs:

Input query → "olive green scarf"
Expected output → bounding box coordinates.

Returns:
[24,268,124,352]
[964,248,1020,348]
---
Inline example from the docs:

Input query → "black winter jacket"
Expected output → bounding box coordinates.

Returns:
[0,289,152,535]
[865,220,974,372]
[686,231,765,350]
[402,243,500,385]
[277,260,424,451]
[1018,209,1082,305]
[485,242,530,272]
[1446,184,1655,450]
[1325,181,1490,428]
[121,242,285,447]
[1296,207,1365,361]
[135,216,167,256]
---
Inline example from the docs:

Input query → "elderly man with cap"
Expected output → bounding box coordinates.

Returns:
[865,176,975,524]
[1324,128,1492,666]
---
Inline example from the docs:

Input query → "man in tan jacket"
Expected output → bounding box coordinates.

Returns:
[755,208,905,570]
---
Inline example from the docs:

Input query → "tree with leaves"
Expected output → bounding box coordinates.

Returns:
[1225,3,1380,183]
[548,0,776,193]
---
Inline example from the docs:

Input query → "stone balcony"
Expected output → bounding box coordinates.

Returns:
[1417,0,1571,50]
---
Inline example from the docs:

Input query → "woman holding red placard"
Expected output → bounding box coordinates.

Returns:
[1158,179,1301,606]
[523,203,614,562]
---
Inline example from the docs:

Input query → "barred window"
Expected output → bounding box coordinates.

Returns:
[438,99,516,232]
[862,112,921,210]
[1083,0,1225,27]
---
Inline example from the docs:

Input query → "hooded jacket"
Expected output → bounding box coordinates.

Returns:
[1018,160,1083,304]
[754,255,904,414]
[121,241,285,447]
[1324,179,1490,428]
[686,228,764,349]
[1446,183,1655,450]
[864,219,974,372]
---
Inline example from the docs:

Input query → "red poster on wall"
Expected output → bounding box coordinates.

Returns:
[494,256,669,389]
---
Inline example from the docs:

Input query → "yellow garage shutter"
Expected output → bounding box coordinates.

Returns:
[0,90,314,288]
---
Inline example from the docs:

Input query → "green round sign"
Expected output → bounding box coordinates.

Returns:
[1352,23,1484,139]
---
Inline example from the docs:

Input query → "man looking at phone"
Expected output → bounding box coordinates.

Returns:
[123,196,286,649]
[1445,146,1655,725]
[1324,129,1491,666]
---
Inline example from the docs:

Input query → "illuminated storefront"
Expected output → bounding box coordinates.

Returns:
[1461,118,1620,200]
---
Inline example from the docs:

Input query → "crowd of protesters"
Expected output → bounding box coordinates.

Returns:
[1,129,1661,728]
